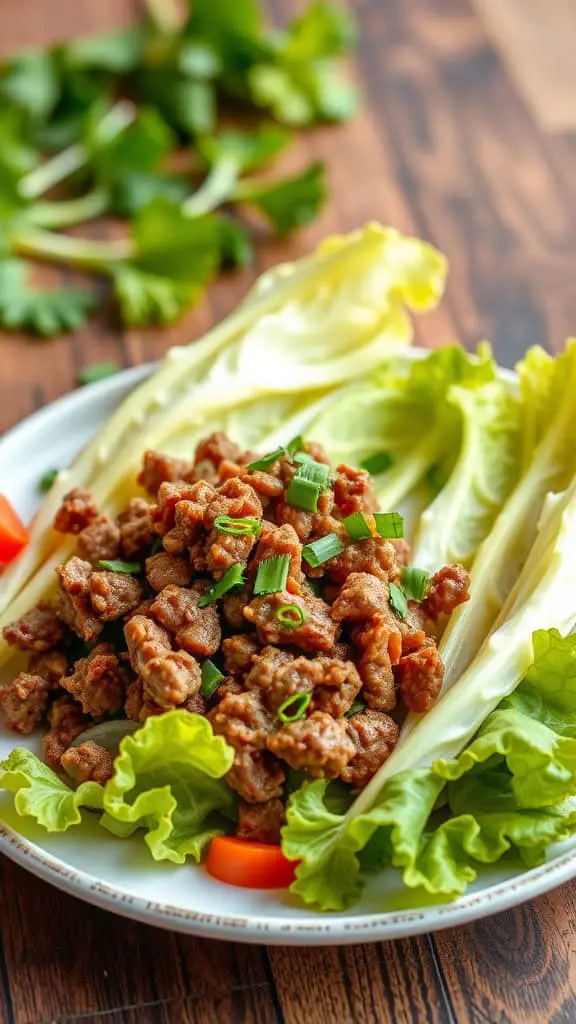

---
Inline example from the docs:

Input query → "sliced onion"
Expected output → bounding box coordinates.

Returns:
[71,720,139,753]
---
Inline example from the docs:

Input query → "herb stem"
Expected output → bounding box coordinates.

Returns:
[183,158,239,216]
[27,188,110,229]
[12,227,133,268]
[19,100,138,200]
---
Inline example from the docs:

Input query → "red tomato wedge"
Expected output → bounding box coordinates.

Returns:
[0,495,28,566]
[206,837,297,889]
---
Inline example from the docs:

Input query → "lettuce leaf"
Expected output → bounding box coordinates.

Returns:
[438,340,576,689]
[283,630,576,910]
[0,223,445,656]
[412,378,522,571]
[0,711,236,863]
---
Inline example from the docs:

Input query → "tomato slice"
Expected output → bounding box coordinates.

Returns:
[206,836,297,889]
[0,495,28,567]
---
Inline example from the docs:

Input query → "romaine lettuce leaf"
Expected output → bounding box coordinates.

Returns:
[0,711,236,863]
[283,629,576,910]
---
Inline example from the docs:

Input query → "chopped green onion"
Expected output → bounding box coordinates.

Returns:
[293,452,313,464]
[78,361,119,386]
[200,659,225,699]
[302,533,345,568]
[403,567,430,602]
[246,446,286,471]
[286,474,322,512]
[198,564,245,607]
[293,458,331,488]
[38,468,59,493]
[374,512,404,539]
[213,515,262,537]
[360,451,393,475]
[98,558,141,574]
[389,582,408,619]
[342,512,372,541]
[345,700,366,718]
[254,554,290,595]
[275,603,305,629]
[286,435,305,455]
[277,691,312,723]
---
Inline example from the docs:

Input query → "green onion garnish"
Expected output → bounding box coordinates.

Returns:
[200,659,225,699]
[213,515,262,537]
[360,451,393,475]
[98,559,141,574]
[277,691,312,723]
[302,533,345,568]
[286,435,305,454]
[345,700,366,718]
[78,361,119,386]
[342,512,372,541]
[294,458,331,487]
[389,582,408,619]
[286,475,321,512]
[198,564,245,607]
[275,603,305,629]
[403,567,430,602]
[38,468,59,493]
[254,554,290,596]
[246,447,286,471]
[374,512,404,539]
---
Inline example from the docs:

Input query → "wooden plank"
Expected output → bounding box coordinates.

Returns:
[473,0,576,133]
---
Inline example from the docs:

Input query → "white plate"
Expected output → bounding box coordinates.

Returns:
[0,358,574,947]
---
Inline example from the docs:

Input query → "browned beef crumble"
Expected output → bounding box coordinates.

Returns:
[1,430,471,843]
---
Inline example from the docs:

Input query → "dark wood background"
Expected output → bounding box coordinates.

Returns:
[2,1,576,1021]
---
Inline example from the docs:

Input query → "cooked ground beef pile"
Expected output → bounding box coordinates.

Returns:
[0,433,470,844]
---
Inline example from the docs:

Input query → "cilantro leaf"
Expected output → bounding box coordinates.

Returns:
[60,27,146,73]
[186,0,263,41]
[0,258,95,336]
[178,41,222,80]
[198,125,292,174]
[135,68,216,137]
[281,1,357,62]
[0,51,61,121]
[235,160,327,233]
[112,265,198,325]
[217,217,254,268]
[110,171,190,217]
[78,361,119,385]
[82,105,173,184]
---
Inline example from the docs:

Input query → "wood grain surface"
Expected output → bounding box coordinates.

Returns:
[1,1,576,1022]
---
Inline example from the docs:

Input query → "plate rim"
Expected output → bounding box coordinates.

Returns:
[0,351,572,946]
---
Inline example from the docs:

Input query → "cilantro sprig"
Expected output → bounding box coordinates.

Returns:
[0,0,357,337]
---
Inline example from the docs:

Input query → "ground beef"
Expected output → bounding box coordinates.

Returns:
[89,571,143,621]
[244,590,339,652]
[162,481,217,553]
[245,646,294,700]
[205,527,257,577]
[249,523,304,593]
[209,690,284,802]
[268,712,355,778]
[0,674,51,733]
[194,432,243,468]
[274,500,315,542]
[330,572,391,623]
[423,564,471,620]
[204,477,263,528]
[150,583,221,657]
[396,643,444,713]
[243,470,284,500]
[118,498,155,559]
[125,614,172,675]
[236,798,285,844]
[145,551,192,591]
[124,679,163,722]
[77,515,121,565]
[182,692,208,715]
[61,643,126,716]
[142,650,201,708]
[3,603,64,652]
[392,539,411,567]
[333,464,378,517]
[61,740,114,785]
[56,557,102,643]
[342,710,399,788]
[137,450,191,496]
[303,441,330,464]
[222,633,260,676]
[53,488,99,534]
[28,649,68,687]
[324,538,403,584]
[353,617,402,712]
[222,586,251,630]
[246,652,360,717]
[43,696,89,769]
[152,480,207,534]
[399,602,428,652]
[214,676,244,702]
[310,657,362,716]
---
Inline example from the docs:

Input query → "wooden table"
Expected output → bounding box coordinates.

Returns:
[2,1,576,1021]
